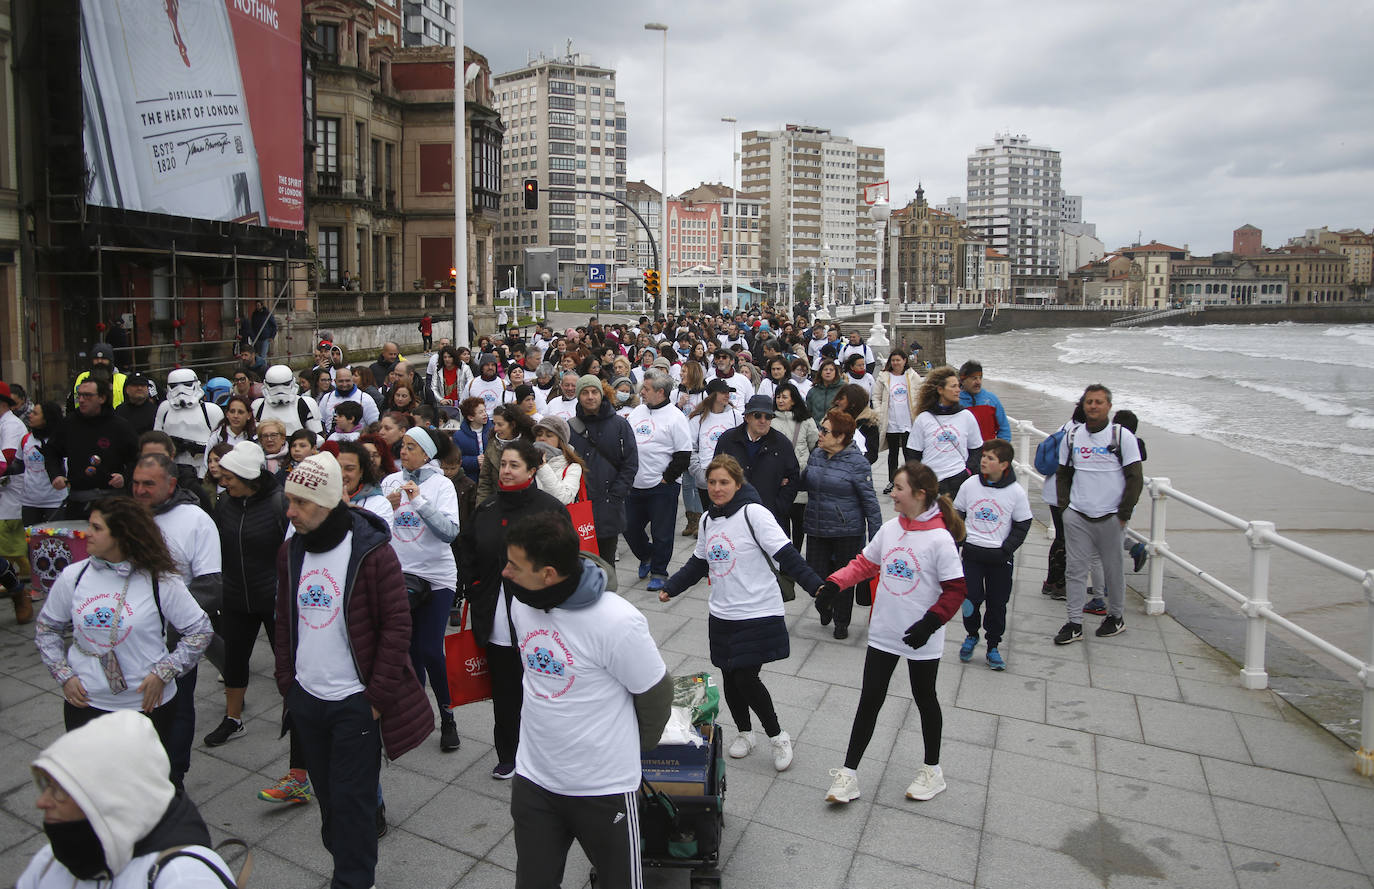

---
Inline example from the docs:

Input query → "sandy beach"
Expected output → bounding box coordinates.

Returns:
[974,376,1374,676]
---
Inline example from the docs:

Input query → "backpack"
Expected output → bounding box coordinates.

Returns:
[1034,426,1067,476]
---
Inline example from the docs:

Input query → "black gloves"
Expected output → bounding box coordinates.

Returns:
[814,581,839,607]
[902,613,943,650]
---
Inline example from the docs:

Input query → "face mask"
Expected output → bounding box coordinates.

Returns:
[534,441,560,458]
[616,391,631,404]
[45,820,110,881]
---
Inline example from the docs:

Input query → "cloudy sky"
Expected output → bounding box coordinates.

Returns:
[467,0,1372,256]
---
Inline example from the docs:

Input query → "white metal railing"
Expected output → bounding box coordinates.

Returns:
[1110,306,1202,327]
[1008,416,1374,776]
[897,311,946,325]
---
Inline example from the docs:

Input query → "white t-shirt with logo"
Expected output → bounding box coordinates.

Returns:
[861,514,963,660]
[954,475,1033,549]
[381,469,460,589]
[21,432,65,509]
[688,407,741,488]
[696,503,790,620]
[1059,423,1142,518]
[294,533,365,701]
[512,589,666,796]
[463,375,512,414]
[627,403,692,489]
[544,395,579,421]
[153,503,222,586]
[717,373,754,414]
[0,410,25,519]
[884,373,913,434]
[910,410,984,481]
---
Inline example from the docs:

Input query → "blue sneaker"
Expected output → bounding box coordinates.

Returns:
[647,577,665,592]
[1084,597,1108,616]
[986,648,1006,671]
[958,635,977,663]
[638,562,651,580]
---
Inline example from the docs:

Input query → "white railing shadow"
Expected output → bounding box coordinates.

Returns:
[1008,416,1374,777]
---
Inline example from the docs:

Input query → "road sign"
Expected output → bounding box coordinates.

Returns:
[587,264,607,289]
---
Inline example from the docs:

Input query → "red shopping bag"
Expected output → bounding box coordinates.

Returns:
[445,600,492,707]
[567,474,599,555]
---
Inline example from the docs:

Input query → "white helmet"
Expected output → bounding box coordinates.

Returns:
[165,368,203,409]
[263,364,297,407]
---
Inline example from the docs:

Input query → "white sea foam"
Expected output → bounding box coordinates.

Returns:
[1230,379,1354,417]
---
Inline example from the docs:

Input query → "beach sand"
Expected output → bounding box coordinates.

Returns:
[976,377,1374,675]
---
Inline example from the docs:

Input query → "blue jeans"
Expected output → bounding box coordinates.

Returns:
[682,480,702,514]
[256,337,272,359]
[410,586,456,711]
[624,482,680,577]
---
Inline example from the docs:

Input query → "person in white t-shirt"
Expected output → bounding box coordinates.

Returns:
[500,511,671,889]
[623,372,692,590]
[709,348,754,413]
[660,456,822,771]
[909,365,984,498]
[816,461,966,806]
[953,440,1032,670]
[872,348,921,494]
[542,371,581,422]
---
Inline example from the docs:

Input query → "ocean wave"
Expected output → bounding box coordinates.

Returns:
[1154,327,1374,370]
[1230,380,1355,417]
[1347,412,1374,430]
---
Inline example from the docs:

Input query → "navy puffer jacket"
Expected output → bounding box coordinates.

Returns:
[801,444,883,540]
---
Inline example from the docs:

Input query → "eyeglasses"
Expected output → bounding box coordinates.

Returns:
[818,426,832,436]
[76,391,100,399]
[34,771,69,803]
[748,413,770,420]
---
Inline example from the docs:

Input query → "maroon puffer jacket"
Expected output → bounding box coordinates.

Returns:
[274,507,434,760]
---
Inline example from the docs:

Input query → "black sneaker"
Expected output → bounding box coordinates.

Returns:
[440,715,460,752]
[1053,622,1083,645]
[492,762,516,780]
[1130,543,1148,573]
[376,803,388,839]
[203,716,244,747]
[1041,581,1066,600]
[833,625,849,641]
[1096,615,1126,637]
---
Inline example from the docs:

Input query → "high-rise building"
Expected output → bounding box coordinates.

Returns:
[1060,194,1082,224]
[740,125,885,303]
[966,133,1062,293]
[401,0,456,47]
[625,180,661,273]
[493,50,627,290]
[677,183,763,283]
[936,196,967,221]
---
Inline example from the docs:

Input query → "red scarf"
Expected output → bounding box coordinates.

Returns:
[498,476,535,492]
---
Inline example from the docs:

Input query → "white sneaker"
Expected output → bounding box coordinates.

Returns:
[770,731,793,771]
[905,764,946,801]
[728,731,756,759]
[825,768,860,803]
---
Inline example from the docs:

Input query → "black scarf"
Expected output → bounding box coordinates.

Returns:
[45,820,110,880]
[507,562,584,612]
[299,503,352,553]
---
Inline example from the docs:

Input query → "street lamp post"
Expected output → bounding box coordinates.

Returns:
[645,22,669,318]
[721,116,737,314]
[868,199,890,356]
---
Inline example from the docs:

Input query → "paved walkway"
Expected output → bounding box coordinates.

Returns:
[1,497,1372,888]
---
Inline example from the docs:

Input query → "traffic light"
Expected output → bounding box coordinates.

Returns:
[643,269,660,297]
[449,267,457,290]
[523,178,538,210]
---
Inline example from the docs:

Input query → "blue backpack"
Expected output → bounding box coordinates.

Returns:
[1034,426,1067,476]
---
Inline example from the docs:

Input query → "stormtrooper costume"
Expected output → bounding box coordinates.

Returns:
[251,365,324,436]
[153,370,223,478]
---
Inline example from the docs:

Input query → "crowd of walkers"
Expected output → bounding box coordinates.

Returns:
[1,305,1148,888]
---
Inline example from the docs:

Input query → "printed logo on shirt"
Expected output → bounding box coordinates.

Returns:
[967,497,1008,535]
[881,545,921,597]
[633,418,657,441]
[74,593,134,651]
[519,627,575,699]
[1078,444,1114,461]
[704,531,738,579]
[297,567,343,630]
[392,507,426,543]
[932,422,961,452]
[891,383,907,399]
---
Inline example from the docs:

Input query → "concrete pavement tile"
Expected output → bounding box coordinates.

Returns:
[1045,680,1143,741]
[753,774,874,848]
[1233,712,1368,785]
[641,608,689,647]
[1213,797,1362,871]
[716,762,773,823]
[972,832,1105,889]
[482,829,516,872]
[994,716,1096,769]
[872,766,989,831]
[989,748,1098,811]
[1161,626,1235,659]
[1080,640,1178,676]
[1201,757,1333,818]
[856,806,980,883]
[180,758,263,813]
[0,738,44,798]
[887,725,992,786]
[256,800,344,876]
[761,636,817,676]
[1088,662,1182,701]
[998,648,1092,687]
[1104,814,1238,889]
[1136,698,1249,761]
[374,761,450,825]
[0,693,62,742]
[955,667,1046,722]
[1346,824,1374,876]
[448,750,515,803]
[941,703,999,748]
[721,822,853,889]
[406,784,514,859]
[1178,678,1286,719]
[1169,652,1245,685]
[0,807,39,856]
[195,713,302,772]
[1228,844,1373,889]
[198,785,320,850]
[1319,779,1374,829]
[660,615,711,656]
[372,828,479,889]
[795,639,867,689]
[225,846,329,889]
[452,861,520,889]
[753,670,830,711]
[0,677,46,710]
[1094,735,1205,791]
[1097,772,1222,839]
[0,833,48,887]
[845,854,973,889]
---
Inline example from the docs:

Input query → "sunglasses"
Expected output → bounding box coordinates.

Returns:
[748,412,771,420]
[818,426,833,436]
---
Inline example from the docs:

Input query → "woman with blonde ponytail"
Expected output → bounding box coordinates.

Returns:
[814,460,966,807]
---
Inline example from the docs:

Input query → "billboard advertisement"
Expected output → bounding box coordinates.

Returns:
[80,0,304,230]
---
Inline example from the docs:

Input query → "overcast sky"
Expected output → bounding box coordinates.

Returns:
[466,0,1372,256]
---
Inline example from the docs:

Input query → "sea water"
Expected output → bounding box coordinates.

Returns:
[948,323,1374,494]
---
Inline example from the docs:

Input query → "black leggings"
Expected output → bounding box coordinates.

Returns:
[219,609,274,688]
[786,502,806,551]
[885,432,917,480]
[1046,504,1066,586]
[844,648,941,769]
[721,666,780,737]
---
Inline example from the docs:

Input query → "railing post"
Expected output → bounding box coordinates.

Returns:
[1359,571,1374,777]
[1144,477,1168,615]
[1240,520,1274,690]
[1016,420,1032,493]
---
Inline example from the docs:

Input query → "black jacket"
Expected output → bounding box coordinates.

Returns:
[713,424,800,523]
[45,405,138,493]
[568,399,639,540]
[457,482,568,646]
[215,471,287,614]
[114,398,158,435]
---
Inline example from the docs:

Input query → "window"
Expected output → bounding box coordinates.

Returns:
[318,227,341,285]
[314,118,340,194]
[315,22,339,62]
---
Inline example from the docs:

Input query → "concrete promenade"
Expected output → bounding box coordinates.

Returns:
[0,507,1371,888]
